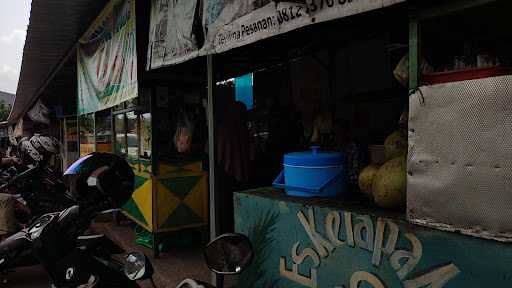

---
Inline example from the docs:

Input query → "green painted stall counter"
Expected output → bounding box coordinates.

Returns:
[234,187,512,288]
[122,159,208,256]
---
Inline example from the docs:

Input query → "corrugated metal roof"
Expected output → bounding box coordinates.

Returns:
[8,0,109,122]
[0,91,15,105]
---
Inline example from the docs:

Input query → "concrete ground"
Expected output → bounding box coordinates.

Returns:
[90,220,212,288]
[3,217,235,288]
[2,265,49,288]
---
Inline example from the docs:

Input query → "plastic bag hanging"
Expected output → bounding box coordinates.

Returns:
[174,109,195,154]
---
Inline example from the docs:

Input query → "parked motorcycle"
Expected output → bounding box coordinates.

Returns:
[176,233,254,288]
[0,135,74,229]
[0,153,155,287]
[0,209,134,283]
[0,165,74,225]
[0,165,74,278]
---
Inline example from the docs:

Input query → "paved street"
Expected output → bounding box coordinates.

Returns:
[2,265,48,288]
[0,221,237,288]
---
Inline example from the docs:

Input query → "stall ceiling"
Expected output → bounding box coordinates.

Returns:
[9,0,109,122]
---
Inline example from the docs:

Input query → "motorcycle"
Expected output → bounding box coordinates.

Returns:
[0,164,76,281]
[0,164,74,228]
[0,134,74,229]
[19,152,158,287]
[0,205,156,288]
[176,233,254,288]
[0,209,252,287]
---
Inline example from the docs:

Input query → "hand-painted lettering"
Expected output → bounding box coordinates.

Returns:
[298,208,334,258]
[354,215,374,252]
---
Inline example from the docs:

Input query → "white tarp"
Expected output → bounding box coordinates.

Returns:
[408,76,512,242]
[203,0,404,54]
[147,0,405,69]
[147,0,201,68]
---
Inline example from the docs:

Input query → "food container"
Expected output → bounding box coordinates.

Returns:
[273,147,346,198]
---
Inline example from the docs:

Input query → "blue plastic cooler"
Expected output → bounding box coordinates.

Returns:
[273,147,346,198]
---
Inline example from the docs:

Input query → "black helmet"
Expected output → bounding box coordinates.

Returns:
[63,153,134,211]
[29,134,61,156]
[18,137,42,163]
[18,134,61,165]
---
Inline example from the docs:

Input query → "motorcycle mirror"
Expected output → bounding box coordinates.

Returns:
[203,233,253,275]
[124,251,153,281]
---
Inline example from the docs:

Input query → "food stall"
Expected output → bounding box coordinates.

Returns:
[75,0,209,257]
[215,1,512,287]
[140,0,512,278]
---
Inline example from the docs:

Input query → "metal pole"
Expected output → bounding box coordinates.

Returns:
[77,115,80,157]
[93,113,97,152]
[207,54,216,286]
[62,118,67,170]
[150,87,159,258]
[409,17,419,89]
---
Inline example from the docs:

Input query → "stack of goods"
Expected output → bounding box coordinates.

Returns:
[358,130,407,209]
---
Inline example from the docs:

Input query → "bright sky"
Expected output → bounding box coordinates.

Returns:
[0,0,31,94]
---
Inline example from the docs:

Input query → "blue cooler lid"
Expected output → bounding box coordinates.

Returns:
[284,146,345,167]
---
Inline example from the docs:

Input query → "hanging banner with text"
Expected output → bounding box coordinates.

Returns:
[77,0,138,115]
[147,0,203,69]
[147,0,405,69]
[203,0,405,54]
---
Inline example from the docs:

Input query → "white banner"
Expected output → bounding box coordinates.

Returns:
[147,0,202,69]
[147,0,405,68]
[77,0,138,115]
[203,0,405,54]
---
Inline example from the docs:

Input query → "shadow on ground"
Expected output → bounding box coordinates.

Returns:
[91,220,212,288]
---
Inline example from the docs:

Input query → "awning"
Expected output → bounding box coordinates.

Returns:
[8,0,109,123]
